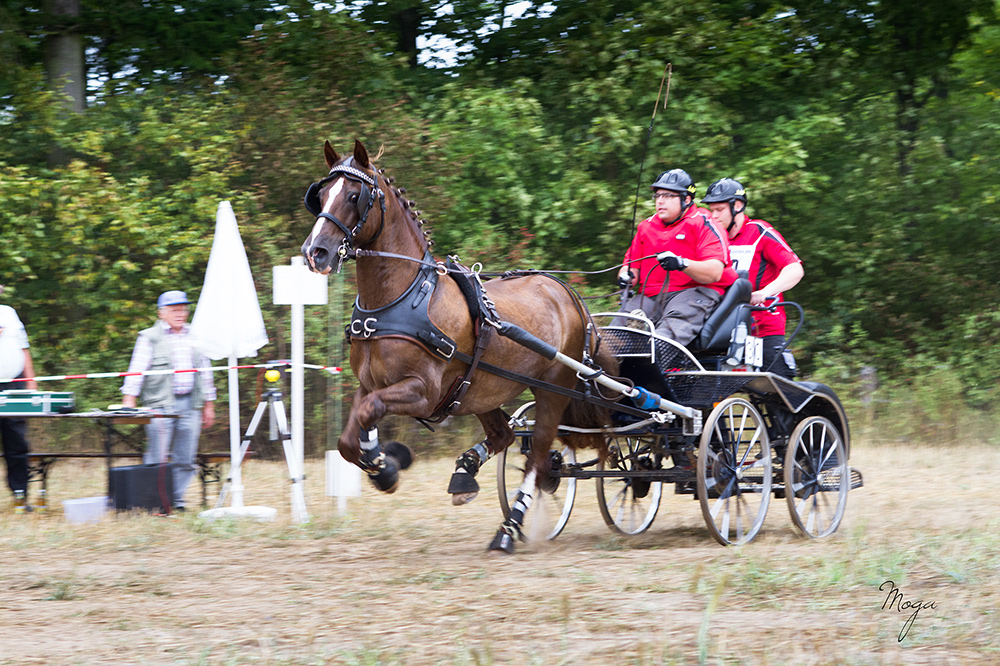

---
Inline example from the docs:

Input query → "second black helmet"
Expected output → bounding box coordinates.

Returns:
[701,178,747,204]
[650,169,696,196]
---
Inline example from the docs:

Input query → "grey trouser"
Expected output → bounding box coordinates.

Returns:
[617,287,722,346]
[144,394,201,508]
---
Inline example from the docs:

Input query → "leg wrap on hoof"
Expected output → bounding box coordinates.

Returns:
[631,456,654,499]
[360,443,401,494]
[448,448,484,496]
[366,455,401,493]
[487,489,530,551]
[538,450,564,495]
[384,441,414,470]
[508,491,531,536]
[488,523,520,554]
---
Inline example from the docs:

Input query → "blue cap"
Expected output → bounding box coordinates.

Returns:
[157,290,190,308]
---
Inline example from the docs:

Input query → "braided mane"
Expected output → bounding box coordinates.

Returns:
[375,165,434,247]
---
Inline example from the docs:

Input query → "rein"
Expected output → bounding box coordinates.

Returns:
[350,248,667,300]
[351,248,664,279]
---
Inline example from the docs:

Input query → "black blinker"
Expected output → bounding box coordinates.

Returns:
[358,183,371,217]
[304,182,322,216]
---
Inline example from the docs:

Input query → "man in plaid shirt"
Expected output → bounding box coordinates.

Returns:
[122,290,216,510]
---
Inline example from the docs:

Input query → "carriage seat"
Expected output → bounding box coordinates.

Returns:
[688,278,752,353]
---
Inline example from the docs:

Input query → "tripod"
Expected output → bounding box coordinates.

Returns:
[215,386,306,520]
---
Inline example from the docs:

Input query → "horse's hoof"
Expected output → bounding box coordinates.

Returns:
[384,441,414,470]
[447,469,480,495]
[451,491,478,506]
[368,456,401,493]
[487,530,516,555]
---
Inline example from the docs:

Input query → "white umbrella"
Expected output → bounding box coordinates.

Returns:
[190,201,273,520]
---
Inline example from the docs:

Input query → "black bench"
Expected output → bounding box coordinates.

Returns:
[195,451,252,507]
[26,451,244,508]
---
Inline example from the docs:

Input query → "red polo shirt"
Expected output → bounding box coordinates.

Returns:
[623,206,736,297]
[728,219,802,337]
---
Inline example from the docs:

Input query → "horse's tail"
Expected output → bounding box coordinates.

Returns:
[558,339,619,454]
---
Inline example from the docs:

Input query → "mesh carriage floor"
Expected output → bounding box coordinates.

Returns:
[601,327,701,373]
[601,326,833,413]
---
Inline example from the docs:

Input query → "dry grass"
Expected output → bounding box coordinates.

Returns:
[2,440,998,665]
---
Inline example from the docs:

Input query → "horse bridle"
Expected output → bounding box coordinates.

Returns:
[303,159,386,267]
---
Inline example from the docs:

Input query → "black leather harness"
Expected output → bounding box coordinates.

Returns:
[347,251,497,423]
[349,251,458,361]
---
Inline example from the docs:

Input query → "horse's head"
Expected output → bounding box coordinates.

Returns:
[301,139,387,274]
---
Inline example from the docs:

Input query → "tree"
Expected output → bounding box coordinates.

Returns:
[43,0,85,112]
[790,0,997,176]
[1,0,280,111]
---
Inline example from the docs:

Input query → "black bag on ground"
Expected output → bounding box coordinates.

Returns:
[108,463,175,513]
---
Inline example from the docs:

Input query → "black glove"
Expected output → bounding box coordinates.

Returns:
[617,271,634,289]
[656,251,689,272]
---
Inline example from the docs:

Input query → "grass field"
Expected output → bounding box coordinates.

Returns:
[1,440,998,665]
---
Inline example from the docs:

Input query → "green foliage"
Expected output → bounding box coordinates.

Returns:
[1,0,999,448]
[1,0,280,95]
[952,309,1000,408]
[0,87,247,409]
[423,81,621,268]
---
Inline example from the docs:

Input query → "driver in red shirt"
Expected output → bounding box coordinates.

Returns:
[702,178,804,377]
[617,169,737,345]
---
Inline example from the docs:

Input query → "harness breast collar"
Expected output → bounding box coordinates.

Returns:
[348,252,500,423]
[349,250,458,361]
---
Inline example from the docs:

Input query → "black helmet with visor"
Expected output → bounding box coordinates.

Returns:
[650,169,696,223]
[701,178,747,232]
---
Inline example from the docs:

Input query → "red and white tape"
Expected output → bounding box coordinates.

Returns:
[0,361,343,385]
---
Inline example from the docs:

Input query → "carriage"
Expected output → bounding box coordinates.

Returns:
[496,283,864,546]
[300,139,863,553]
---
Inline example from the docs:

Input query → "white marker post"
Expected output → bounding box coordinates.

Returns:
[273,257,328,524]
[325,450,362,516]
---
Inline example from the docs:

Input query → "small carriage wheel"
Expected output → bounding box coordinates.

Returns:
[784,416,849,538]
[697,396,772,546]
[595,435,663,535]
[496,401,577,541]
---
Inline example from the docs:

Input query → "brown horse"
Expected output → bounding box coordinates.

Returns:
[301,139,614,553]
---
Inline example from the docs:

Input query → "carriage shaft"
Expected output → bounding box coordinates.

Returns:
[495,320,700,422]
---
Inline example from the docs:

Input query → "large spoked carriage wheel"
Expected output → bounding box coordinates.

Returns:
[496,402,577,541]
[596,435,663,535]
[784,416,849,538]
[697,397,772,546]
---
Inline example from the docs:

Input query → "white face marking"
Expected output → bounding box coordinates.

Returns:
[304,178,347,253]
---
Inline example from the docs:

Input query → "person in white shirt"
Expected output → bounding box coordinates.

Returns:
[0,295,37,511]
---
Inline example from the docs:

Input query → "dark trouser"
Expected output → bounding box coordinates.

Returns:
[761,335,796,379]
[0,381,29,494]
[616,288,722,346]
[612,293,660,326]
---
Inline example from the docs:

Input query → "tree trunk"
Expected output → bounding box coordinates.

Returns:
[395,6,421,69]
[44,0,86,113]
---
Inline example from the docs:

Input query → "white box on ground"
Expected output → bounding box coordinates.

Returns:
[326,450,362,497]
[273,259,328,305]
[63,496,107,524]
